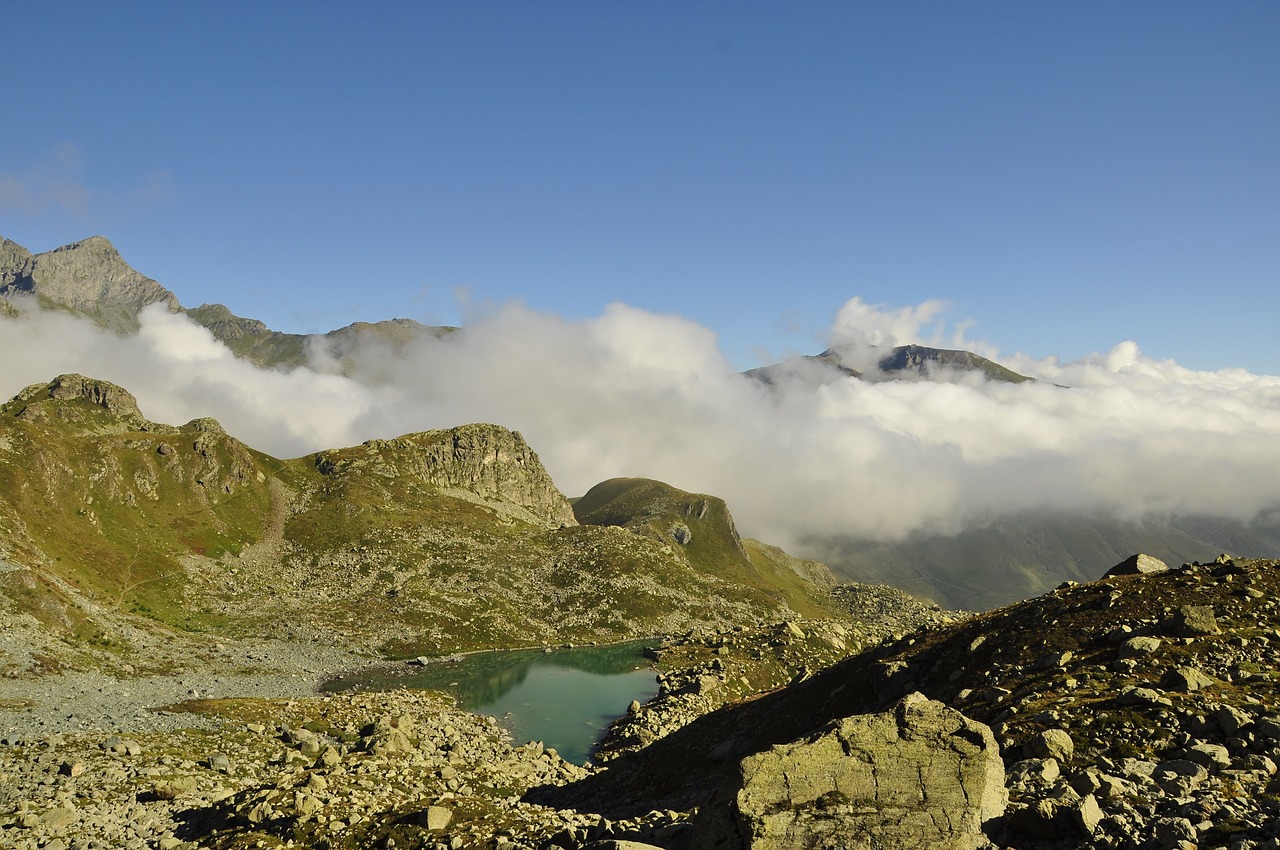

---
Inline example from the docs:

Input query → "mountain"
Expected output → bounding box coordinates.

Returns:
[574,477,838,618]
[803,512,1280,610]
[0,235,179,332]
[745,341,1035,388]
[745,342,1280,609]
[0,234,451,371]
[7,233,1274,614]
[0,374,841,671]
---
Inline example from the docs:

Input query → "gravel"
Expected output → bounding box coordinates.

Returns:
[0,638,377,739]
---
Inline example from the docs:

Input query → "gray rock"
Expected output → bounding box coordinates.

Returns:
[1119,686,1172,707]
[690,693,1005,850]
[153,776,199,800]
[1178,743,1228,772]
[1028,729,1074,763]
[1153,816,1197,850]
[1215,704,1252,736]
[1118,636,1163,658]
[1166,604,1221,637]
[1161,666,1216,692]
[1154,759,1209,796]
[1007,757,1060,788]
[1104,553,1170,578]
[1253,716,1280,744]
[1074,794,1105,836]
[424,805,452,830]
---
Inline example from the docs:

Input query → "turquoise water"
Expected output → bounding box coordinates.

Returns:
[324,641,659,764]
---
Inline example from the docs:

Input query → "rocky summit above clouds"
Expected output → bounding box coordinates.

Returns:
[1,234,1028,385]
[743,340,1035,388]
[0,234,451,371]
[0,235,179,332]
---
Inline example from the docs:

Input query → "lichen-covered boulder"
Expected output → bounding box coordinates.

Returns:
[691,692,1006,850]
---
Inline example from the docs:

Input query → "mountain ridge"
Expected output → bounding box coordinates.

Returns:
[5,233,1273,612]
[0,234,451,371]
[0,373,843,669]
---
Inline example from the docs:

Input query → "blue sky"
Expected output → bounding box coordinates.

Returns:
[3,1,1278,374]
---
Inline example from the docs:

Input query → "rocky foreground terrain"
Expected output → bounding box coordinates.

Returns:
[6,553,1280,849]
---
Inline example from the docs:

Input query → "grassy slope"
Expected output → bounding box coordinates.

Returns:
[574,477,839,619]
[0,393,277,632]
[0,380,839,668]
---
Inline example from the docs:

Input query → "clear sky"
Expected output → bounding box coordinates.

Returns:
[3,1,1277,374]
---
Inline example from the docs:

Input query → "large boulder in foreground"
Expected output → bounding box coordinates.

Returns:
[691,693,1006,850]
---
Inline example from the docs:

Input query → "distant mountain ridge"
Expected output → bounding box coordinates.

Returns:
[745,341,1034,387]
[0,234,452,371]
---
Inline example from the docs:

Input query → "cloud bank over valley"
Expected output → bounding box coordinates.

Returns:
[3,298,1279,552]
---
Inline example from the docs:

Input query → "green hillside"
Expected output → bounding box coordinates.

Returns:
[0,376,840,674]
[574,477,840,619]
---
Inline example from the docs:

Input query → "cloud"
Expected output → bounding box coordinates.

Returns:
[2,297,1279,555]
[0,143,172,226]
[0,302,374,455]
[0,143,91,218]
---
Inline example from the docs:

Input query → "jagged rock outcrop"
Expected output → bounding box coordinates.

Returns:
[42,374,144,419]
[690,692,1006,850]
[5,374,153,434]
[0,236,179,332]
[0,237,36,287]
[315,424,578,528]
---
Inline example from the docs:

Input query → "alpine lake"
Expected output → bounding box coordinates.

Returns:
[322,640,659,765]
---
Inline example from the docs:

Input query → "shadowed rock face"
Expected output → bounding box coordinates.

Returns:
[689,693,1006,850]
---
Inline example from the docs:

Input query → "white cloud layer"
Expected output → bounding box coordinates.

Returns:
[3,298,1279,550]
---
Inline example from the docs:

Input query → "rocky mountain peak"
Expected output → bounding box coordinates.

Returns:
[8,374,144,421]
[0,234,179,332]
[48,234,117,254]
[315,423,579,529]
[0,236,35,286]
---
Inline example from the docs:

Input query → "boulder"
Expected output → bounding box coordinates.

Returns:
[690,693,1006,850]
[1104,553,1170,578]
[1118,636,1163,658]
[1165,605,1221,637]
[1027,729,1074,763]
[1161,666,1216,693]
[424,805,452,830]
